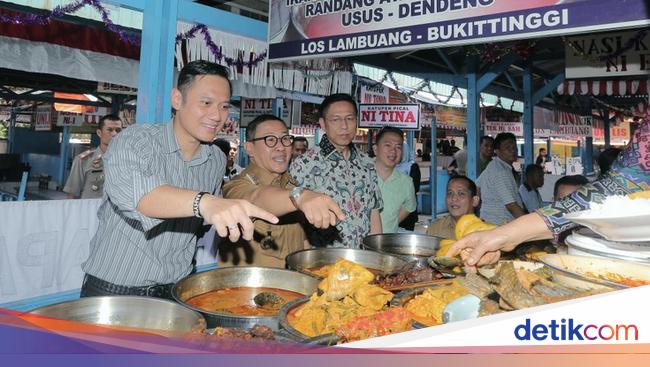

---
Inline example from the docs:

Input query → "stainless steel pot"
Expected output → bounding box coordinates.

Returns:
[285,248,408,277]
[172,267,319,330]
[278,297,339,345]
[362,233,442,261]
[29,296,205,334]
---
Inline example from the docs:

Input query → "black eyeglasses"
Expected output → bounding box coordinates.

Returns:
[249,134,295,148]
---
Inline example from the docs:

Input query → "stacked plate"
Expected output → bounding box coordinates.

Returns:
[563,197,650,263]
[565,228,650,264]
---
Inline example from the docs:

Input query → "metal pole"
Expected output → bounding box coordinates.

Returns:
[430,118,437,218]
[603,108,611,149]
[406,130,415,161]
[466,56,480,180]
[7,102,17,154]
[58,126,71,188]
[523,63,535,167]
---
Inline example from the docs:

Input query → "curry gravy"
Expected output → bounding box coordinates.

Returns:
[186,287,304,316]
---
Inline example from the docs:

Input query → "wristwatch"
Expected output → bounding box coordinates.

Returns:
[289,186,305,208]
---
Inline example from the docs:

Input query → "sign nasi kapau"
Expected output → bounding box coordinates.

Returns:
[268,0,650,61]
[566,29,650,78]
[358,103,420,129]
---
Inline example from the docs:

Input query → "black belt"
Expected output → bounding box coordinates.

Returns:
[84,274,174,299]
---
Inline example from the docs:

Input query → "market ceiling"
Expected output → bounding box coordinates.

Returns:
[0,0,646,115]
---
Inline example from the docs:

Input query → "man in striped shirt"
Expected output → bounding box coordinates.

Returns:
[80,61,277,299]
[476,132,526,225]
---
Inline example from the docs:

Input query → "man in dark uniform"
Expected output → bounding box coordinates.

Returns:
[63,114,122,199]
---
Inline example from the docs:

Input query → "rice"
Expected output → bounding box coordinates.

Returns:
[579,195,650,217]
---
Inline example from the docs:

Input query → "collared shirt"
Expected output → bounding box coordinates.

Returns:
[219,163,306,268]
[289,134,383,248]
[82,122,225,286]
[426,215,456,240]
[377,169,416,233]
[476,156,523,225]
[63,147,105,199]
[519,183,543,212]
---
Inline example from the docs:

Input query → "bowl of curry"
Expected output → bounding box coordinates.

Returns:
[285,248,408,278]
[173,267,319,330]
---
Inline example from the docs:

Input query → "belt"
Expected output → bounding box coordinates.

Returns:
[84,274,174,299]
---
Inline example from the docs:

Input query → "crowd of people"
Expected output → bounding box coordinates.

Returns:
[65,59,649,300]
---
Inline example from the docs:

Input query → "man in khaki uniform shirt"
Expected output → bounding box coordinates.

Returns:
[427,176,480,240]
[64,114,123,199]
[217,114,344,268]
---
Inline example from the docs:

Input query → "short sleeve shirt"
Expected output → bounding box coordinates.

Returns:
[377,170,416,233]
[476,156,523,225]
[519,184,543,212]
[63,147,105,199]
[426,215,456,240]
[82,122,225,286]
[289,134,383,248]
[219,163,306,268]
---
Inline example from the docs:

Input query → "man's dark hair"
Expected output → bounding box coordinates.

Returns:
[98,114,121,130]
[177,60,232,97]
[538,147,547,153]
[212,138,231,157]
[553,174,588,199]
[597,147,622,176]
[375,126,404,144]
[493,132,516,150]
[319,93,357,118]
[448,175,477,197]
[480,135,494,146]
[525,163,543,178]
[245,114,287,140]
[293,136,308,148]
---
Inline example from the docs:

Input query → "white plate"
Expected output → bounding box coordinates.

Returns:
[564,212,650,242]
[539,254,650,291]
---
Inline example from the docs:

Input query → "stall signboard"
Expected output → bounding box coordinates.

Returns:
[97,82,138,95]
[82,107,111,125]
[484,121,552,137]
[557,116,593,138]
[360,82,389,104]
[56,112,83,127]
[240,98,292,127]
[119,108,136,126]
[268,0,650,61]
[359,103,420,130]
[34,104,52,131]
[434,105,466,130]
[565,29,650,78]
[593,121,631,144]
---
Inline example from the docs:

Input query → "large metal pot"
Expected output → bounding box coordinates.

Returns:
[278,297,339,345]
[362,233,442,261]
[29,296,205,334]
[285,248,407,277]
[172,267,319,330]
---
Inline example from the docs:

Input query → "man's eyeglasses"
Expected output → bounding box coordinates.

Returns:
[326,116,357,126]
[249,134,295,148]
[104,127,122,133]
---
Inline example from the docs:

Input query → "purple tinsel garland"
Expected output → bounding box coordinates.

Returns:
[0,0,268,69]
[175,24,267,69]
[0,0,140,46]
